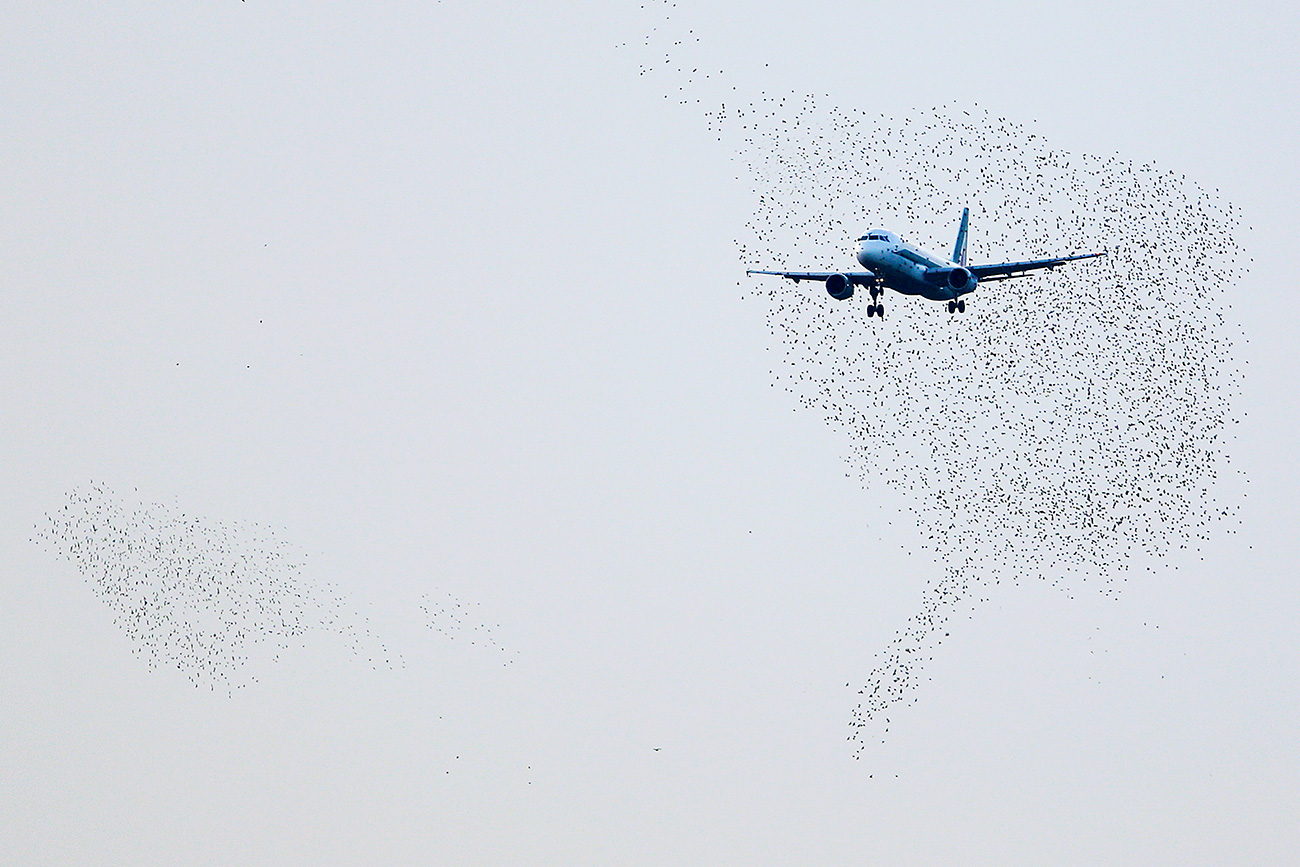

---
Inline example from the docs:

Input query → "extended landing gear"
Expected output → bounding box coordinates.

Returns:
[866,285,884,319]
[947,299,966,314]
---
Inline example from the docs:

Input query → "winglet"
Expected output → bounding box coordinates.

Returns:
[952,207,970,267]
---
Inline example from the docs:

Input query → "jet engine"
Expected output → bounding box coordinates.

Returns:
[825,273,854,300]
[946,266,973,291]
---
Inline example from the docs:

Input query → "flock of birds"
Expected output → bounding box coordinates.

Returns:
[34,483,390,690]
[630,3,1246,750]
[736,104,1245,749]
[32,483,520,689]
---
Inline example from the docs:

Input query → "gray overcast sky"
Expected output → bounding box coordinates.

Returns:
[2,2,1297,864]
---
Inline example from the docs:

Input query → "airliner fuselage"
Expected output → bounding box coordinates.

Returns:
[855,230,978,302]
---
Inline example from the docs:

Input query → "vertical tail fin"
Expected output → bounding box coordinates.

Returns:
[952,207,969,267]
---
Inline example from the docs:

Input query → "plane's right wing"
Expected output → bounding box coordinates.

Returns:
[746,269,878,285]
[968,251,1106,281]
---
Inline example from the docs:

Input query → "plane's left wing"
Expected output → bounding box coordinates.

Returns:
[746,269,877,285]
[968,251,1105,282]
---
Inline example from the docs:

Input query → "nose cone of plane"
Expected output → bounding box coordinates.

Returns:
[856,245,872,268]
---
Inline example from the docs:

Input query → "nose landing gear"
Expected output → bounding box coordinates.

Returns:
[866,284,884,320]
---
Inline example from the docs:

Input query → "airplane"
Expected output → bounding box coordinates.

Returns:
[747,208,1105,317]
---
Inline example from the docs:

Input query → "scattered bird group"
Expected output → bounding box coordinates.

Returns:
[420,590,519,666]
[34,482,389,690]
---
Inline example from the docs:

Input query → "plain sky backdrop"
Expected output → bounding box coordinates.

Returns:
[2,2,1298,864]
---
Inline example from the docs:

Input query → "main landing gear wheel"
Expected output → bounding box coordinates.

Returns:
[957,299,965,313]
[867,305,875,318]
[947,300,957,314]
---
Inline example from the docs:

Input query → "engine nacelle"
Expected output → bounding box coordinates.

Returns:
[825,273,854,300]
[946,266,973,291]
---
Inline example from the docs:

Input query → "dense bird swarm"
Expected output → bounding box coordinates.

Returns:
[629,4,1246,749]
[35,483,389,690]
[732,102,1246,747]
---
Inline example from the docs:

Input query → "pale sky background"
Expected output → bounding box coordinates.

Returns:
[2,2,1298,865]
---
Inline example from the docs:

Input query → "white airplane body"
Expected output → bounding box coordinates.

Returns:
[748,208,1105,316]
